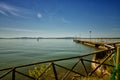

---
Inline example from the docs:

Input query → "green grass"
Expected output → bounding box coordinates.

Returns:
[28,53,115,80]
[76,77,110,80]
[28,64,112,80]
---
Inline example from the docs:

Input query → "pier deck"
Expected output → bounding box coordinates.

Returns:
[73,39,120,48]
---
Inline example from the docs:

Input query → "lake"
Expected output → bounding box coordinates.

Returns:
[0,39,97,69]
[0,39,120,80]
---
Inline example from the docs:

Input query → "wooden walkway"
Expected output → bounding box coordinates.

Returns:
[73,39,120,48]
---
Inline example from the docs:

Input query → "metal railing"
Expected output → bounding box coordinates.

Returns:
[0,48,115,80]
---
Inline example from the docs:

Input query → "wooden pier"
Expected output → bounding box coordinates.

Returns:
[73,39,120,48]
[73,39,120,79]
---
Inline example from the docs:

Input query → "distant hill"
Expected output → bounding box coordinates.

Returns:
[0,37,75,39]
[0,37,120,39]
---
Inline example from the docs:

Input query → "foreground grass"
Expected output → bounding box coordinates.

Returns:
[28,64,111,80]
[77,77,110,80]
[28,52,115,80]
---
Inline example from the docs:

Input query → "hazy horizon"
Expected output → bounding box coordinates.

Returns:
[0,0,120,38]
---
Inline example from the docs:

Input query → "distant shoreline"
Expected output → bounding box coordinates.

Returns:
[0,37,120,39]
[0,37,74,39]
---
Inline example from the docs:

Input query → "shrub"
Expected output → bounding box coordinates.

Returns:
[28,64,52,80]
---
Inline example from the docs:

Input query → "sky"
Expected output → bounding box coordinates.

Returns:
[0,0,120,38]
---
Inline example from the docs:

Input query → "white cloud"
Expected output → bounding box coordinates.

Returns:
[0,10,8,16]
[0,27,36,32]
[37,13,42,18]
[0,27,46,35]
[0,2,23,17]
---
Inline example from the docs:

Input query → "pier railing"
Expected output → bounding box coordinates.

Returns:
[0,48,115,80]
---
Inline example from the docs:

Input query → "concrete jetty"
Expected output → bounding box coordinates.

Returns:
[73,39,120,48]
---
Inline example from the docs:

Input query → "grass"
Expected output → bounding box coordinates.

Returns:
[28,53,115,80]
[28,64,112,80]
[76,77,110,80]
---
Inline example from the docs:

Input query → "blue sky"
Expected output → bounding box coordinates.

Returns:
[0,0,120,38]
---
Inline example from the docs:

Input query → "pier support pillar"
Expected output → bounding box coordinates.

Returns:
[116,44,120,69]
[95,44,99,48]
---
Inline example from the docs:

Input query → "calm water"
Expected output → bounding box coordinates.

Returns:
[0,39,97,69]
[0,39,120,80]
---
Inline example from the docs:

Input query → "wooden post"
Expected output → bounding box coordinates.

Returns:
[12,68,15,80]
[80,59,88,76]
[52,62,58,80]
[116,44,120,69]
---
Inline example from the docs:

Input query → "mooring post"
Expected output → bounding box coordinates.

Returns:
[116,44,120,69]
